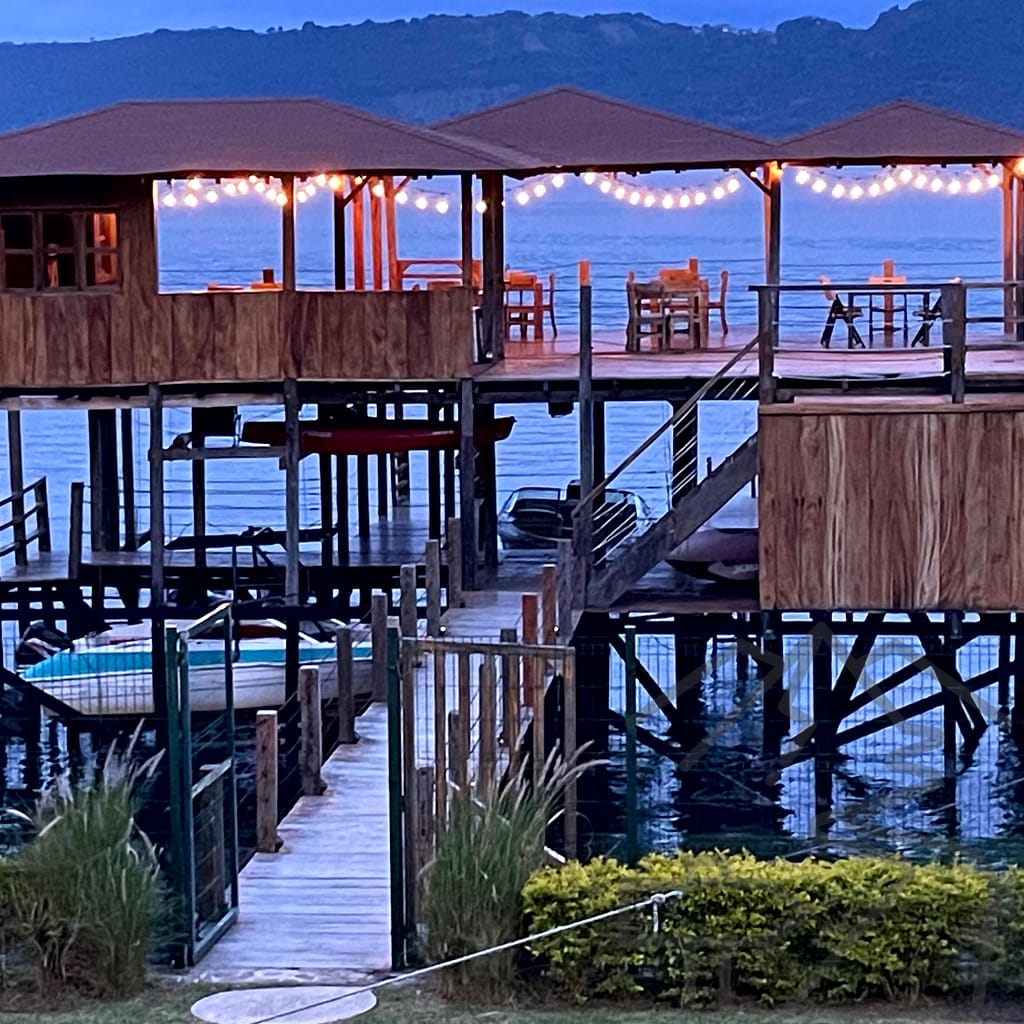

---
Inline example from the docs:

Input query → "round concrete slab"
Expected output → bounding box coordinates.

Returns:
[191,985,377,1024]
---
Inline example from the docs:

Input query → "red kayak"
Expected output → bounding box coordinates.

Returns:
[241,415,515,456]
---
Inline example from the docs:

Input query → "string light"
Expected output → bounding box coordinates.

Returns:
[475,199,488,214]
[371,179,386,198]
[789,163,1006,199]
[582,170,745,210]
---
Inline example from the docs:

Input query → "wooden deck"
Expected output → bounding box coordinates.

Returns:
[191,704,391,982]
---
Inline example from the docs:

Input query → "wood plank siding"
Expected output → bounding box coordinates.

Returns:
[0,179,474,387]
[759,399,1024,612]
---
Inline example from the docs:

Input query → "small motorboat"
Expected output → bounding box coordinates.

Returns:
[241,409,514,457]
[497,481,652,550]
[667,527,759,582]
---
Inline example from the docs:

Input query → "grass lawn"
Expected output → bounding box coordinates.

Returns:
[0,983,1016,1023]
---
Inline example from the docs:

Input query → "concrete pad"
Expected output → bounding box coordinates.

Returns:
[191,986,377,1024]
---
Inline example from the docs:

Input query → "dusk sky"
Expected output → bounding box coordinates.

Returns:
[4,1,907,43]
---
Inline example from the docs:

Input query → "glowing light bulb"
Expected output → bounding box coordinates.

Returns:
[265,187,277,202]
[988,172,1002,188]
[930,176,944,192]
[315,173,328,187]
[795,169,811,185]
[641,193,655,208]
[883,175,897,191]
[712,185,725,200]
[551,173,565,188]
[532,182,546,197]
[475,199,488,214]
[812,178,827,193]
[184,193,198,208]
[679,194,691,208]
[276,193,288,207]
[353,176,364,185]
[237,180,249,195]
[849,184,864,199]
[248,174,259,183]
[224,182,237,196]
[913,173,928,189]
[968,177,984,193]
[661,194,675,209]
[371,180,385,198]
[205,189,219,203]
[414,196,429,210]
[329,175,343,191]
[304,183,317,197]
[726,177,740,193]
[297,191,308,203]
[831,183,846,198]
[898,168,913,184]
[614,186,626,200]
[599,180,612,194]
[254,180,267,194]
[694,190,707,205]
[868,182,881,197]
[947,179,962,194]
[515,189,530,205]
[435,198,449,213]
[582,171,596,185]
[395,190,409,205]
[187,178,202,191]
[629,190,641,205]
[162,192,177,207]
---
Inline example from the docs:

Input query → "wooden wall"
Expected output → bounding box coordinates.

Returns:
[0,287,475,387]
[759,400,1024,612]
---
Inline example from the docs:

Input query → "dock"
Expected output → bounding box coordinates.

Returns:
[190,704,392,983]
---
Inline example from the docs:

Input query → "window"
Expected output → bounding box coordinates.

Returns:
[0,210,120,292]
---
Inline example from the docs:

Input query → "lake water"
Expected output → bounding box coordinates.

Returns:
[3,171,1022,861]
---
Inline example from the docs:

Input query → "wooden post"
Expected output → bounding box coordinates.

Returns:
[757,288,777,403]
[500,627,520,770]
[458,378,477,590]
[556,539,573,645]
[87,410,119,553]
[376,405,389,521]
[479,655,497,794]
[371,591,389,701]
[446,516,464,609]
[457,651,471,791]
[540,564,557,644]
[335,452,349,562]
[460,173,474,287]
[67,481,84,579]
[479,171,505,359]
[384,176,399,289]
[443,403,457,524]
[593,400,606,485]
[941,282,967,403]
[336,626,357,744]
[191,409,207,575]
[425,539,442,637]
[319,441,333,583]
[478,404,499,570]
[356,450,370,539]
[282,176,296,291]
[332,186,347,290]
[427,401,442,539]
[6,411,25,567]
[414,766,435,884]
[351,178,366,291]
[400,637,418,932]
[299,665,324,796]
[763,162,782,289]
[255,709,279,853]
[399,563,417,639]
[284,378,301,603]
[522,590,539,693]
[120,408,137,551]
[370,180,384,291]
[148,384,165,607]
[578,275,594,502]
[563,650,578,859]
[433,647,447,833]
[811,615,833,832]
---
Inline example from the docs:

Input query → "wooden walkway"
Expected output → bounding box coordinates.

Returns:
[192,704,392,982]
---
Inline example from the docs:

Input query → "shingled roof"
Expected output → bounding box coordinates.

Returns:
[780,99,1024,165]
[0,98,536,178]
[436,86,775,172]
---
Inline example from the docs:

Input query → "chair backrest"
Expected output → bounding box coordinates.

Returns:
[819,275,838,303]
[705,270,728,307]
[659,267,700,288]
[506,271,538,288]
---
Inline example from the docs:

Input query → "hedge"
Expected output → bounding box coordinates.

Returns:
[522,851,1024,1005]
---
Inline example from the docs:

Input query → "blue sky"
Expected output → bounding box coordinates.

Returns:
[4,1,907,43]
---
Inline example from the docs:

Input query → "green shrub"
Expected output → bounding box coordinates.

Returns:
[523,851,1014,1005]
[4,728,163,997]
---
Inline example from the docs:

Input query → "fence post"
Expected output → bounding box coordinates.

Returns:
[500,627,520,770]
[540,563,557,644]
[299,666,325,796]
[941,281,967,403]
[255,709,279,853]
[425,539,442,637]
[371,591,389,702]
[624,624,638,864]
[563,650,578,860]
[336,626,357,744]
[67,481,85,580]
[433,645,447,835]
[399,563,417,639]
[556,539,574,645]
[479,655,497,794]
[35,478,51,553]
[446,516,464,609]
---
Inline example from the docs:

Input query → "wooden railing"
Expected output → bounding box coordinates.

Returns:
[0,476,50,569]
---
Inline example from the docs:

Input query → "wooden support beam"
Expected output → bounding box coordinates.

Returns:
[427,401,442,539]
[282,176,296,291]
[255,709,279,853]
[6,411,25,567]
[318,450,333,584]
[121,408,137,551]
[335,453,349,562]
[299,665,324,796]
[371,591,389,702]
[458,379,477,591]
[336,626,357,745]
[446,516,463,609]
[941,281,967,403]
[479,171,505,359]
[400,637,418,930]
[1003,164,1014,330]
[283,378,301,605]
[762,162,782,287]
[370,181,384,291]
[433,647,447,833]
[384,176,399,290]
[332,187,347,290]
[148,384,165,607]
[67,481,84,579]
[477,403,499,569]
[556,538,573,644]
[357,453,371,539]
[191,409,207,575]
[460,173,474,287]
[500,626,520,770]
[443,403,457,523]
[351,178,366,291]
[425,539,442,637]
[562,650,577,859]
[479,655,497,794]
[377,404,389,521]
[457,651,471,794]
[399,563,417,639]
[540,564,557,644]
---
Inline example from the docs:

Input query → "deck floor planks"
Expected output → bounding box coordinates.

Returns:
[192,703,391,978]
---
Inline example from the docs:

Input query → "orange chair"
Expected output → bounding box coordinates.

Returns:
[703,270,729,335]
[504,270,556,341]
[626,276,672,352]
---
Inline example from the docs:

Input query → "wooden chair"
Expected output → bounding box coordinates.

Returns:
[657,268,702,348]
[504,270,556,341]
[819,276,865,349]
[703,270,729,335]
[626,277,671,352]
